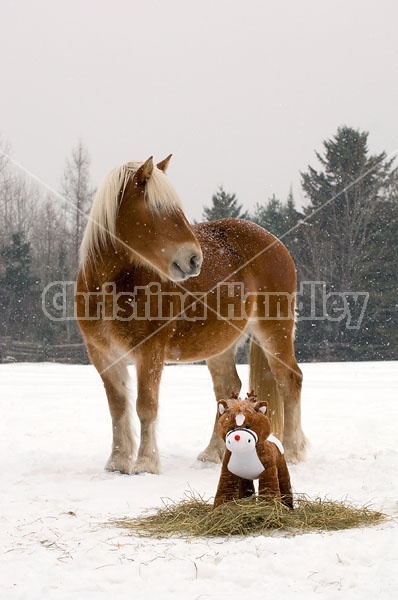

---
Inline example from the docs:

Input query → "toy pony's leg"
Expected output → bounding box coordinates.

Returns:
[258,466,281,500]
[239,479,255,498]
[214,453,241,508]
[277,460,294,508]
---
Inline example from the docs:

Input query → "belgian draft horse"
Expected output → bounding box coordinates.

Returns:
[76,156,306,475]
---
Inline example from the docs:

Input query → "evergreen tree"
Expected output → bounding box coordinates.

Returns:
[356,192,398,358]
[252,195,286,235]
[301,126,395,287]
[251,190,304,261]
[252,190,303,235]
[2,232,34,291]
[298,126,398,360]
[202,186,248,221]
[0,232,39,339]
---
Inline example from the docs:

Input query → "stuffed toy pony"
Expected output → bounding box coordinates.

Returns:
[214,392,293,509]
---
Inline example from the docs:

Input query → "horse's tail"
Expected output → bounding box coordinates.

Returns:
[249,340,284,439]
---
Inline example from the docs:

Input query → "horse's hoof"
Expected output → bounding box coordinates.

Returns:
[105,453,134,475]
[132,457,160,475]
[284,437,308,464]
[196,448,223,464]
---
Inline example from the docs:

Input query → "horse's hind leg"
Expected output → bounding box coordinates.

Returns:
[87,344,134,474]
[252,322,306,462]
[270,347,306,463]
[197,346,242,463]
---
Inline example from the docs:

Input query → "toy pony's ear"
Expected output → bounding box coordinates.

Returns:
[254,400,269,415]
[218,400,228,416]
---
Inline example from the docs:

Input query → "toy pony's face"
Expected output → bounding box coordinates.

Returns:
[217,397,271,449]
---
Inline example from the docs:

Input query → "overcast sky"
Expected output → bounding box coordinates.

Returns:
[1,0,397,221]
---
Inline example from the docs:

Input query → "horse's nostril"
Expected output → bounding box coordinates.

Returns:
[190,254,200,270]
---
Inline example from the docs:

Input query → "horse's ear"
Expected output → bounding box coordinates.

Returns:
[134,156,154,185]
[156,154,172,173]
[218,400,228,416]
[254,400,268,415]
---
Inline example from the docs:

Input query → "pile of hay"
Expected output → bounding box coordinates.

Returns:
[114,493,386,538]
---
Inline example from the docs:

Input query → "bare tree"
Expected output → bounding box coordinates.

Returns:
[61,141,94,272]
[0,136,12,245]
[31,197,64,282]
[0,140,39,246]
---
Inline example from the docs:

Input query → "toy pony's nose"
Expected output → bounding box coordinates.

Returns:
[234,434,241,441]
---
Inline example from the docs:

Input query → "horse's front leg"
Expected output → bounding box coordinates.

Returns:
[134,349,164,474]
[86,344,135,475]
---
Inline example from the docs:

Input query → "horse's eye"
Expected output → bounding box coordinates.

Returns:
[245,424,251,429]
[229,427,234,432]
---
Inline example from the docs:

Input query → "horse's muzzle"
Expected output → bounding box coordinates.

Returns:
[170,247,203,281]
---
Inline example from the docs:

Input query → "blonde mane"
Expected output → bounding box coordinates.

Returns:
[79,161,182,266]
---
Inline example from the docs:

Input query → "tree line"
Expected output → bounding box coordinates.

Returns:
[0,139,93,345]
[203,127,398,361]
[0,126,397,361]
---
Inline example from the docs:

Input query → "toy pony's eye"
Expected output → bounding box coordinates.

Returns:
[245,424,251,429]
[229,426,234,432]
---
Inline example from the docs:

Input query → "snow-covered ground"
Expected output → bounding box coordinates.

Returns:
[1,361,397,599]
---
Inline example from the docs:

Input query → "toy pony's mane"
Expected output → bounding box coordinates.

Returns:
[226,398,257,416]
[226,391,258,414]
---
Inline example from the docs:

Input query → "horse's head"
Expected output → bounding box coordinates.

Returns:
[217,394,271,452]
[115,156,202,282]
